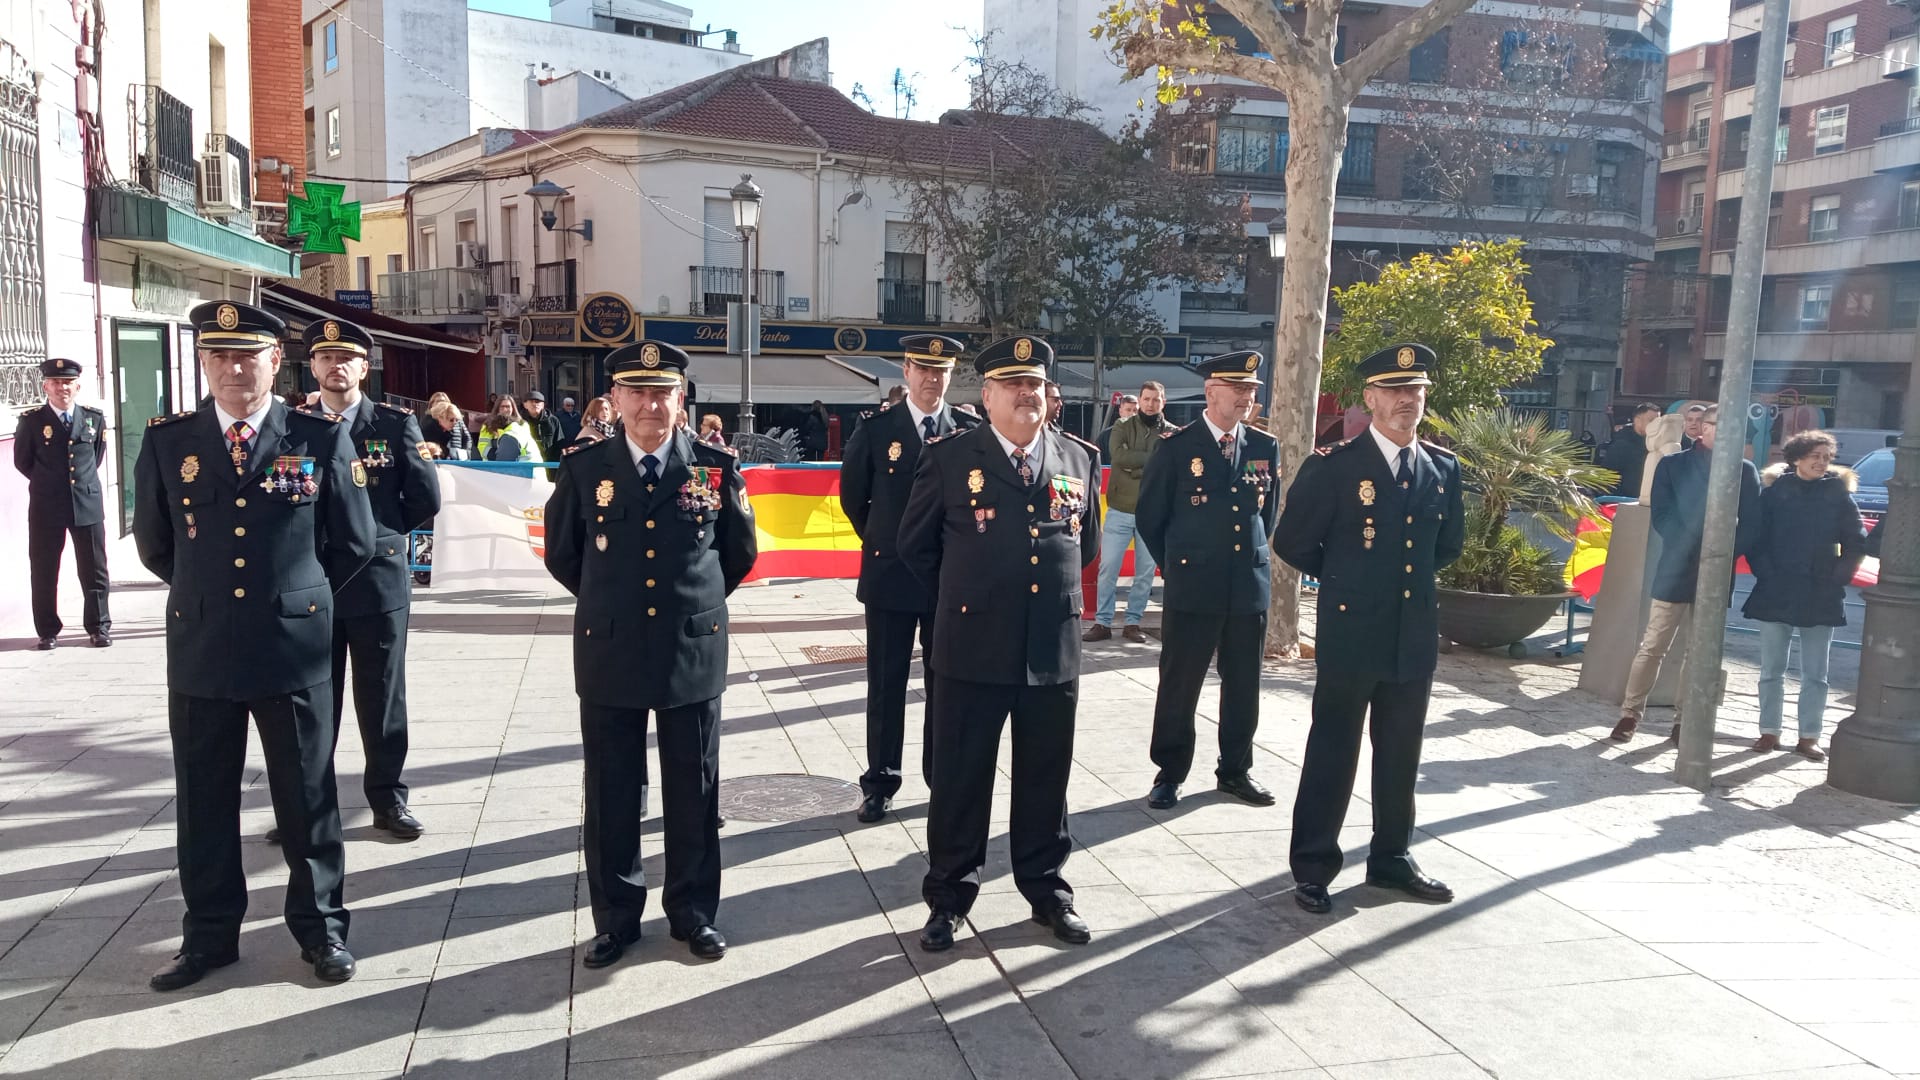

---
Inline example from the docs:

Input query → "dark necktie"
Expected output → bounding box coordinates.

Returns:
[921,415,937,442]
[227,421,254,475]
[642,455,660,488]
[1219,432,1235,461]
[1011,447,1032,487]
[1397,446,1413,488]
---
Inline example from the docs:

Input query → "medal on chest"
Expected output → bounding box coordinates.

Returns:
[678,467,723,512]
[265,456,319,498]
[362,439,393,469]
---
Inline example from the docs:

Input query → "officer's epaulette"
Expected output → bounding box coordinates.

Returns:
[288,407,344,425]
[147,409,197,428]
[924,431,955,446]
[1419,438,1456,460]
[1314,437,1363,458]
[690,440,738,465]
[376,401,413,416]
[561,442,590,457]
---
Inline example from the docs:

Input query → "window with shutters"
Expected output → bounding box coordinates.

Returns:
[1814,105,1848,154]
[1824,16,1855,67]
[0,41,46,408]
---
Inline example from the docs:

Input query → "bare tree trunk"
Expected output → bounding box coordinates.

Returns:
[1091,330,1107,434]
[1266,89,1347,659]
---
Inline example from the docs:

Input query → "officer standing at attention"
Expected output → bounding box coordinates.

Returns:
[544,340,757,968]
[14,358,112,649]
[838,333,979,823]
[1275,343,1464,915]
[297,317,441,840]
[134,300,376,989]
[1135,351,1281,810]
[898,335,1100,952]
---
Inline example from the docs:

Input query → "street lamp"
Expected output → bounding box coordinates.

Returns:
[730,173,763,436]
[524,179,593,243]
[1266,226,1286,416]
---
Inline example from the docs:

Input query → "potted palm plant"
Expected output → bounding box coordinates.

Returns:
[1427,408,1618,652]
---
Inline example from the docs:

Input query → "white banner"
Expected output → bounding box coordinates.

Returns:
[431,464,565,593]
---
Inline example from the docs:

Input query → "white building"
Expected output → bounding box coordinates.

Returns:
[303,0,757,203]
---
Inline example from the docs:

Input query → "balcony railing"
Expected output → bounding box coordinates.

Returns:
[1663,131,1709,158]
[878,278,942,324]
[376,267,490,316]
[534,260,578,312]
[1881,116,1920,139]
[484,260,521,309]
[688,265,786,319]
[128,84,195,207]
[1181,291,1250,312]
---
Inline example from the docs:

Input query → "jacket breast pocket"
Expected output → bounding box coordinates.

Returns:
[685,603,727,638]
[278,584,330,618]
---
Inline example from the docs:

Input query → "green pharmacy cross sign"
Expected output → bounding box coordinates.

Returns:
[286,182,362,254]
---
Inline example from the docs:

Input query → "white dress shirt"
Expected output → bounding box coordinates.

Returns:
[1369,423,1418,480]
[990,425,1044,479]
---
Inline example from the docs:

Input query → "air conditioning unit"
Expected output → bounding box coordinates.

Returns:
[1567,173,1598,196]
[197,152,246,218]
[1632,78,1656,103]
[1674,214,1697,233]
[455,241,487,267]
[496,294,526,317]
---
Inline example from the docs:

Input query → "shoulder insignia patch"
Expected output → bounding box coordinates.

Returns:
[377,402,413,415]
[561,442,589,456]
[148,410,196,428]
[1420,438,1456,459]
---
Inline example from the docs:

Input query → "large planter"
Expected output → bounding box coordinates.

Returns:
[1437,587,1572,651]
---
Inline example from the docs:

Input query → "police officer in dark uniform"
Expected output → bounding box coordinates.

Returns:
[300,317,441,839]
[838,333,979,823]
[898,335,1101,952]
[544,340,757,968]
[134,301,376,989]
[14,358,112,649]
[1135,350,1280,810]
[1275,343,1465,915]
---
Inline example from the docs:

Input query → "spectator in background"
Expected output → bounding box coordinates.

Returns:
[522,391,564,459]
[884,384,906,410]
[1088,382,1169,643]
[1096,394,1139,459]
[477,396,544,463]
[1680,403,1708,451]
[801,400,830,460]
[1604,403,1661,499]
[420,392,471,460]
[699,413,727,449]
[557,396,582,442]
[1743,430,1868,761]
[582,396,616,442]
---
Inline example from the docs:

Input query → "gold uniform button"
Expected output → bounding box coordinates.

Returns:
[235,497,247,508]
[1234,544,1242,551]
[960,605,969,613]
[233,588,245,598]
[1339,604,1348,612]
[1029,527,1039,537]
[307,603,317,613]
[647,607,657,616]
[233,558,246,568]
[1233,524,1241,532]
[711,623,720,632]
[1406,540,1414,549]
[1406,564,1414,573]
[1407,516,1414,524]
[1404,589,1412,599]
[597,514,605,523]
[1030,583,1039,593]
[234,526,246,537]
[584,628,591,636]
[385,547,396,556]
[182,498,190,506]
[646,520,656,529]
[646,578,656,587]
[1030,556,1039,565]
[645,549,656,559]
[1027,504,1035,513]
[1232,506,1240,512]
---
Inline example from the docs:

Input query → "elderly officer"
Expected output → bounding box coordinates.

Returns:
[297,317,441,839]
[1275,343,1464,915]
[133,300,376,989]
[545,340,757,968]
[1135,351,1281,810]
[898,335,1101,952]
[14,358,112,649]
[838,333,979,823]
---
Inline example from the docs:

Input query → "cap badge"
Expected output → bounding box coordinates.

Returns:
[928,339,944,356]
[216,304,240,330]
[323,321,341,342]
[1396,346,1415,370]
[641,343,661,368]
[1245,354,1260,372]
[1013,338,1033,362]
[1359,479,1377,506]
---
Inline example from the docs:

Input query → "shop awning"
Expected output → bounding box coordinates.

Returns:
[94,188,299,278]
[826,354,905,384]
[262,283,485,357]
[689,354,885,406]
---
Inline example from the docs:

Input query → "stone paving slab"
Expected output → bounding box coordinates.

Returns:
[1,549,1918,1078]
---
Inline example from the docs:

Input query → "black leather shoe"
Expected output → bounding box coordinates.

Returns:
[374,804,425,839]
[264,827,282,845]
[919,910,961,952]
[1366,872,1454,903]
[89,631,112,647]
[1294,884,1332,914]
[35,637,55,651]
[301,941,357,982]
[149,950,237,991]
[672,924,727,959]
[1217,773,1276,806]
[856,793,891,824]
[1032,905,1092,945]
[1147,781,1180,809]
[582,930,637,968]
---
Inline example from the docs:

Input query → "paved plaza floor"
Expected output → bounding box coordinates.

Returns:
[2,540,1919,1079]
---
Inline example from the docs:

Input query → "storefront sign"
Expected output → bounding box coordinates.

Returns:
[133,257,196,316]
[579,292,636,343]
[521,315,580,345]
[334,290,374,310]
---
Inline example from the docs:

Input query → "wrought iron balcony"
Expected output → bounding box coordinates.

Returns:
[376,267,489,316]
[688,265,786,319]
[878,278,942,324]
[534,259,578,312]
[129,84,195,208]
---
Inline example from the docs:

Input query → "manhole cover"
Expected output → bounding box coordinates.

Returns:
[800,644,867,665]
[719,773,862,822]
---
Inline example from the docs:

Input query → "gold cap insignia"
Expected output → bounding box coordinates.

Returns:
[1013,338,1033,362]
[928,339,944,356]
[1359,479,1377,506]
[181,455,201,483]
[323,321,341,342]
[1396,347,1415,370]
[1190,457,1204,477]
[641,344,661,368]
[216,304,240,330]
[1246,355,1260,372]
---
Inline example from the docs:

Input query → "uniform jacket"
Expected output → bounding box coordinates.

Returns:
[1648,446,1760,604]
[838,399,978,611]
[1274,434,1465,682]
[1602,428,1647,500]
[545,430,758,710]
[133,402,377,700]
[299,397,443,618]
[1742,464,1867,628]
[1135,419,1282,614]
[897,424,1101,686]
[1104,412,1173,514]
[14,403,107,527]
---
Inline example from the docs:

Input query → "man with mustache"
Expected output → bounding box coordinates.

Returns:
[1275,343,1464,915]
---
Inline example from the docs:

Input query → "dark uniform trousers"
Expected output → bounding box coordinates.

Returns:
[1149,609,1265,784]
[579,699,722,939]
[29,520,110,638]
[861,609,934,799]
[329,611,410,808]
[1288,673,1431,885]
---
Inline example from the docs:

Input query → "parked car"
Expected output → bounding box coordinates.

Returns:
[1853,447,1893,531]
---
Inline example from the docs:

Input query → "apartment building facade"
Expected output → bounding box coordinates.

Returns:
[1626,0,1917,435]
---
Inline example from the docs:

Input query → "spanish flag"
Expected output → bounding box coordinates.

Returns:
[742,464,862,582]
[1564,504,1617,602]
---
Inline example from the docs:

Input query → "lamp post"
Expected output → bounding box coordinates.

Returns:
[730,173,763,436]
[525,179,593,243]
[1267,227,1286,418]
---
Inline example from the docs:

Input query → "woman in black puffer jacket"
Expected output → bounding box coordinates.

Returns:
[1742,430,1868,761]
